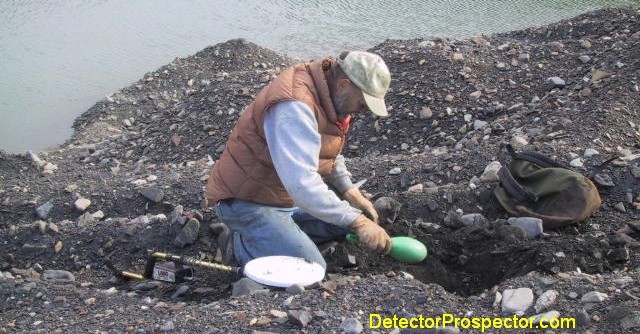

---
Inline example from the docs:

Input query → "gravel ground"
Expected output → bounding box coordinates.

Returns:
[1,7,640,333]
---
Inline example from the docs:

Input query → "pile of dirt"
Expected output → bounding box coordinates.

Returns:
[1,7,639,333]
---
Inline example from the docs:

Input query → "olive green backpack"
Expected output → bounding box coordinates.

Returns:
[494,145,602,229]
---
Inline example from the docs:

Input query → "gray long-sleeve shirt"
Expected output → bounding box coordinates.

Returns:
[263,100,361,227]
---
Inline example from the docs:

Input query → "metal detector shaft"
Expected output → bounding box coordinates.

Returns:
[144,251,242,278]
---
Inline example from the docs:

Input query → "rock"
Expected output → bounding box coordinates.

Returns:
[461,213,488,227]
[501,288,534,313]
[531,310,560,325]
[620,312,640,329]
[507,217,544,239]
[373,197,402,224]
[285,284,305,295]
[139,187,164,203]
[174,218,200,247]
[170,205,186,226]
[473,120,488,131]
[35,201,54,219]
[43,162,58,174]
[339,318,363,334]
[171,285,190,299]
[479,161,502,182]
[614,202,627,213]
[159,320,175,332]
[287,309,312,327]
[534,289,558,312]
[576,309,591,327]
[548,77,566,88]
[581,291,608,303]
[28,150,46,167]
[54,241,63,253]
[510,135,529,150]
[389,167,402,175]
[232,278,268,297]
[591,69,612,82]
[407,183,423,193]
[42,270,75,282]
[583,148,599,158]
[419,107,433,119]
[74,198,91,211]
[133,281,162,291]
[569,158,584,168]
[593,173,615,187]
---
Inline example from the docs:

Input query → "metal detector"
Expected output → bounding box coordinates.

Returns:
[117,250,325,287]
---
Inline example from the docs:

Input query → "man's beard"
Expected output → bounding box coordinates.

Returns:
[332,94,356,118]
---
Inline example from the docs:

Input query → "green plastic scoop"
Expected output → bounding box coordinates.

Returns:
[346,233,428,263]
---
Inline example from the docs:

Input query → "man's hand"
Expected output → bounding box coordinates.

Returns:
[343,187,379,223]
[351,214,391,253]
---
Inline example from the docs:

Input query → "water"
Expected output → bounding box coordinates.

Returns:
[1,0,637,153]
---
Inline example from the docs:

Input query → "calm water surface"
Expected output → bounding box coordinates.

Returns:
[0,0,637,152]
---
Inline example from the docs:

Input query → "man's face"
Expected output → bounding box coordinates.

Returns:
[332,81,369,116]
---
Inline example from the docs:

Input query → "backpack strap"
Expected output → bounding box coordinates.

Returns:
[497,158,539,203]
[505,144,566,169]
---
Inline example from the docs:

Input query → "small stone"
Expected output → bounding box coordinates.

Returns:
[159,320,175,332]
[389,167,402,175]
[569,158,584,168]
[581,291,608,303]
[42,270,75,282]
[461,213,488,227]
[43,163,58,174]
[270,310,287,318]
[531,311,560,325]
[91,210,104,219]
[407,184,423,193]
[419,107,433,119]
[54,241,63,253]
[171,285,190,299]
[591,70,612,82]
[35,201,54,219]
[139,187,164,203]
[576,309,591,327]
[74,198,91,211]
[508,217,544,239]
[287,310,312,327]
[583,148,599,158]
[174,219,200,247]
[548,77,566,88]
[620,312,640,329]
[340,318,363,334]
[473,120,488,131]
[232,278,268,297]
[501,288,534,313]
[480,161,502,182]
[593,174,615,187]
[614,202,627,213]
[534,290,559,312]
[510,135,529,150]
[285,284,305,295]
[579,55,591,63]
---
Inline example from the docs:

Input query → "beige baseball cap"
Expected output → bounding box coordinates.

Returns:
[337,51,391,117]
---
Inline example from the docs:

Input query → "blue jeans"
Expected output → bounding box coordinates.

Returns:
[215,199,349,269]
